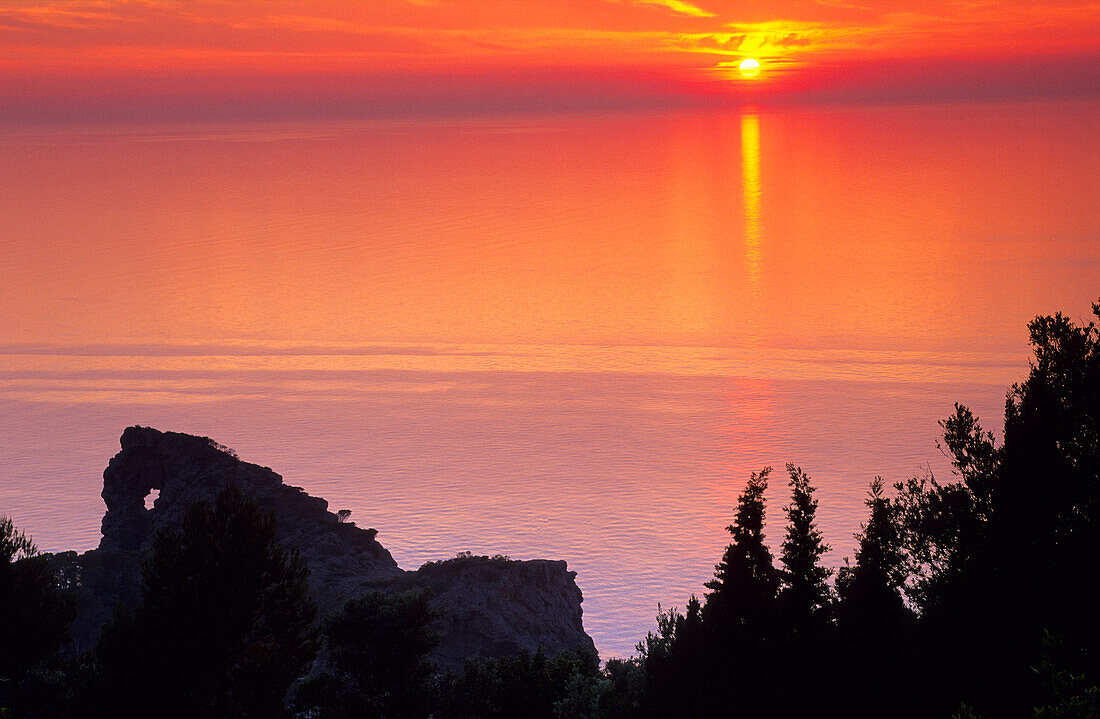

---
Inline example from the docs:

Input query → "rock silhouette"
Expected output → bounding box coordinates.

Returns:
[54,426,594,666]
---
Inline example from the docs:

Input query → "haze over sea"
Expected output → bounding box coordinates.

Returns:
[1,99,1097,657]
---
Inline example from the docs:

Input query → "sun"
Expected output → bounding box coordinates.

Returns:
[739,58,761,78]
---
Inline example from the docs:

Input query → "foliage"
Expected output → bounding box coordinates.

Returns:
[0,516,76,698]
[552,664,610,719]
[778,464,832,626]
[598,658,645,719]
[419,551,512,570]
[434,648,602,719]
[887,303,1100,716]
[951,704,988,719]
[1,518,37,564]
[835,477,907,602]
[703,466,779,632]
[833,478,914,718]
[630,301,1100,719]
[293,590,438,719]
[1031,632,1100,719]
[636,599,709,718]
[774,466,833,716]
[635,469,787,717]
[85,485,318,719]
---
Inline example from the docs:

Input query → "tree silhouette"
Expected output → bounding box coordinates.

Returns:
[434,647,602,719]
[998,305,1100,668]
[835,478,913,718]
[88,485,317,719]
[637,598,710,718]
[702,467,779,717]
[294,589,439,719]
[776,465,832,716]
[778,464,831,627]
[704,467,779,631]
[889,303,1100,716]
[0,517,76,689]
[837,478,906,600]
[622,301,1100,719]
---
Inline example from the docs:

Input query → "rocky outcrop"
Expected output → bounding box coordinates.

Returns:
[60,426,595,666]
[97,426,401,615]
[403,554,591,666]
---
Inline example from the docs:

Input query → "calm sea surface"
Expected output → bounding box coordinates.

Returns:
[1,101,1097,657]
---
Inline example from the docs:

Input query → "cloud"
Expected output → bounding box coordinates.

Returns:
[0,5,123,33]
[628,0,716,19]
[0,0,1097,117]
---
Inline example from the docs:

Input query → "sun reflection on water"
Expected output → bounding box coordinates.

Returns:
[740,111,762,290]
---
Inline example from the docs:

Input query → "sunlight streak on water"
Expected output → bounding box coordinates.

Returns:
[741,111,763,291]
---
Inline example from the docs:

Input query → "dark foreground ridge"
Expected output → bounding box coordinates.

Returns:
[52,426,594,666]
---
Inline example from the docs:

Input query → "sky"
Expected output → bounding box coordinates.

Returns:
[1,0,1098,121]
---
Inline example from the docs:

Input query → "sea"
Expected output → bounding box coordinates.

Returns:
[1,99,1097,657]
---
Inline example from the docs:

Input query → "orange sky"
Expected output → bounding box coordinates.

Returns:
[1,0,1098,120]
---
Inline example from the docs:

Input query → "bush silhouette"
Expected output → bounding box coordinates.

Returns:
[0,516,76,711]
[294,589,439,719]
[87,485,318,719]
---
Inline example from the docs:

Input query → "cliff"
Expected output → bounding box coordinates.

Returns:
[57,426,595,666]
